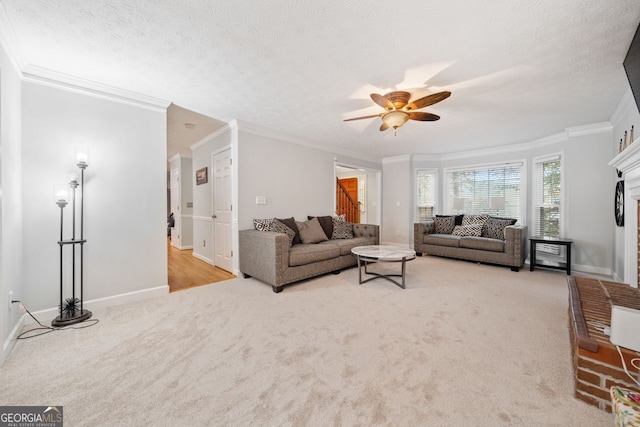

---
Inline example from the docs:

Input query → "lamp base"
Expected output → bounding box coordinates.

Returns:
[51,309,92,327]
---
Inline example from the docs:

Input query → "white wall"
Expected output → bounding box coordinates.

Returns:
[610,89,640,281]
[382,156,412,245]
[0,42,23,364]
[237,127,382,231]
[21,81,168,312]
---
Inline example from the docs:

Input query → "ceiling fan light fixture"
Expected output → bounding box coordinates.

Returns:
[382,111,410,130]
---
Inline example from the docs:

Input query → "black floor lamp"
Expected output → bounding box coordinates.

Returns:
[52,149,92,327]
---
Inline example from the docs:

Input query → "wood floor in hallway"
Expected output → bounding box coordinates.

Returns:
[168,239,235,292]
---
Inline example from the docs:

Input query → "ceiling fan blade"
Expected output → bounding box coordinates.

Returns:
[343,113,382,122]
[409,111,440,121]
[405,91,451,111]
[379,122,390,131]
[370,93,394,110]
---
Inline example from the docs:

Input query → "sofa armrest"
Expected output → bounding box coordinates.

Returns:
[239,229,290,285]
[414,221,434,248]
[504,225,528,264]
[353,223,380,244]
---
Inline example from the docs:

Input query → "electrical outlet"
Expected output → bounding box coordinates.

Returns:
[8,291,13,310]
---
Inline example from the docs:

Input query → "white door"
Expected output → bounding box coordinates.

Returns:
[170,168,181,247]
[213,149,233,272]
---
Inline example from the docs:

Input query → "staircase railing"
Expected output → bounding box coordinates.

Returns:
[336,178,360,223]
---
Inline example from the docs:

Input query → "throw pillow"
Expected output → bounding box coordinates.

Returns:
[433,216,455,234]
[452,224,483,237]
[307,215,334,240]
[276,217,301,245]
[489,216,517,226]
[331,216,353,239]
[461,214,489,226]
[253,218,274,231]
[269,220,296,246]
[437,214,464,225]
[295,217,329,244]
[484,217,514,240]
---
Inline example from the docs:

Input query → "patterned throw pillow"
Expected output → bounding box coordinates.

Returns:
[484,217,515,240]
[253,218,274,231]
[433,216,455,234]
[461,214,489,226]
[331,216,353,239]
[452,224,483,237]
[269,219,296,246]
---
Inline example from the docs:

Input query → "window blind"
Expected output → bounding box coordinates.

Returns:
[416,170,436,221]
[533,156,562,254]
[445,163,522,222]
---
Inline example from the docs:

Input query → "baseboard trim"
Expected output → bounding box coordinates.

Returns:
[192,252,214,265]
[25,285,170,325]
[2,314,26,366]
[572,263,612,277]
[178,245,193,250]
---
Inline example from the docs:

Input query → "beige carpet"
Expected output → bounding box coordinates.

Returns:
[1,256,611,426]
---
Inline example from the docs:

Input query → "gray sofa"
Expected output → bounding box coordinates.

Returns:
[413,220,527,271]
[239,223,379,293]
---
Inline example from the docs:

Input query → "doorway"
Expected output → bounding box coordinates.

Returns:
[212,148,233,273]
[335,163,382,226]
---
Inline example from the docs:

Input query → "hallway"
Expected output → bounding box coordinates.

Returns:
[167,239,235,292]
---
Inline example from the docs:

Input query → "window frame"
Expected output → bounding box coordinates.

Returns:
[414,168,438,223]
[443,160,526,223]
[531,152,565,238]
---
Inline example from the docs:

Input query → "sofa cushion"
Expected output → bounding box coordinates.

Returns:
[484,217,515,240]
[296,217,329,244]
[452,224,482,237]
[276,217,301,245]
[459,236,505,252]
[424,234,461,247]
[434,216,455,234]
[289,243,340,266]
[319,236,376,255]
[332,216,354,239]
[270,220,296,246]
[308,215,334,239]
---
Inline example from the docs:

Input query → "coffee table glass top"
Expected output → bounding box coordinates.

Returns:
[351,245,416,261]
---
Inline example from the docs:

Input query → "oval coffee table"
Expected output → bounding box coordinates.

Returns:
[351,245,416,289]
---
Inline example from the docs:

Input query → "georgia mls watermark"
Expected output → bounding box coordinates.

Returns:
[0,406,63,427]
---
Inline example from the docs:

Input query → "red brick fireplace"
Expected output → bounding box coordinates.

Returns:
[568,276,640,411]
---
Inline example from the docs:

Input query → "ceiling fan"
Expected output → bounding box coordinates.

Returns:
[344,90,451,134]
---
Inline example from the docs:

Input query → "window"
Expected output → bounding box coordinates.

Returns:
[533,154,562,253]
[416,169,436,221]
[445,162,524,222]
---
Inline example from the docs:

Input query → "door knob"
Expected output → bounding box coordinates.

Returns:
[212,215,217,219]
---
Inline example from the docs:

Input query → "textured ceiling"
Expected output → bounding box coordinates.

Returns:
[2,0,640,160]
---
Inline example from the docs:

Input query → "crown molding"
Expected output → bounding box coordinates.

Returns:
[189,122,235,152]
[235,119,381,164]
[382,154,412,164]
[402,121,612,163]
[21,65,170,112]
[411,154,441,162]
[565,122,613,137]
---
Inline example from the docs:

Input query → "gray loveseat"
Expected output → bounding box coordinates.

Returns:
[414,217,527,271]
[239,222,379,293]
